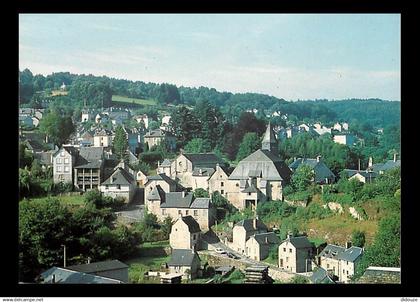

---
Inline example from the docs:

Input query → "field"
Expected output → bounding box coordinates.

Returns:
[126,255,170,283]
[112,95,157,107]
[26,194,86,207]
[50,90,68,96]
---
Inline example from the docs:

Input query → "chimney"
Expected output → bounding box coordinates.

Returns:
[265,236,269,244]
[346,241,352,249]
[52,274,56,284]
[358,159,361,171]
[182,191,186,198]
[87,257,91,264]
[253,217,257,230]
[393,153,397,162]
[368,157,373,168]
[316,155,321,162]
[287,232,291,240]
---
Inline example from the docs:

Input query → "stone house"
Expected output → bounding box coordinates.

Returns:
[146,190,215,231]
[157,159,173,177]
[78,130,94,147]
[333,133,356,146]
[136,169,148,187]
[278,235,314,273]
[245,232,280,261]
[167,249,201,279]
[208,163,230,198]
[67,260,129,283]
[191,167,215,191]
[231,218,268,254]
[144,129,176,152]
[170,153,225,189]
[73,147,106,191]
[53,146,79,185]
[144,173,180,200]
[99,163,136,203]
[93,129,114,147]
[169,215,201,250]
[319,243,363,283]
[289,156,336,184]
[346,170,378,183]
[370,153,400,175]
[227,123,292,210]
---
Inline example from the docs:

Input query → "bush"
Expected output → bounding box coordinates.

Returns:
[193,188,209,198]
[351,230,366,248]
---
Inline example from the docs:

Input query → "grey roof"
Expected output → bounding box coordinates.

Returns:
[319,244,346,260]
[289,158,335,183]
[40,267,122,284]
[248,169,262,178]
[95,129,113,136]
[235,219,267,232]
[74,147,104,169]
[242,184,259,193]
[182,153,224,167]
[178,215,201,233]
[338,246,363,262]
[192,167,215,177]
[101,167,135,185]
[147,185,165,201]
[160,159,173,166]
[161,192,194,208]
[344,169,378,179]
[167,249,200,267]
[284,236,314,249]
[310,267,335,284]
[68,260,128,273]
[229,149,292,181]
[378,159,401,172]
[25,139,45,152]
[144,173,179,188]
[252,232,280,245]
[190,197,211,209]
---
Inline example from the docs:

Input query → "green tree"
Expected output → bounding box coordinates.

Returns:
[184,138,211,153]
[168,106,201,149]
[112,125,129,161]
[193,188,209,198]
[291,164,315,192]
[155,83,181,105]
[236,132,260,162]
[19,69,34,103]
[39,112,75,146]
[351,230,366,248]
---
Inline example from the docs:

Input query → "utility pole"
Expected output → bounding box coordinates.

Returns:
[61,244,67,267]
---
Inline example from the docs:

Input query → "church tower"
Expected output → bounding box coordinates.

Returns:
[261,122,278,155]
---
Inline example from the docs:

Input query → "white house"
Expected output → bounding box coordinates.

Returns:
[99,162,136,203]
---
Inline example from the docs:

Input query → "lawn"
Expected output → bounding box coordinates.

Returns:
[26,195,86,207]
[112,95,157,107]
[126,255,170,284]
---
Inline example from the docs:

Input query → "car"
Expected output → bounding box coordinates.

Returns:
[215,248,227,254]
[227,253,240,259]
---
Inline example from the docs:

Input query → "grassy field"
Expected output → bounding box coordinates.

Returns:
[50,90,68,96]
[126,255,170,283]
[26,195,86,207]
[112,95,157,106]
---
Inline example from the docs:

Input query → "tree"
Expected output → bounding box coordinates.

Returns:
[19,69,34,103]
[155,83,181,105]
[168,106,201,149]
[39,112,75,146]
[291,164,315,192]
[236,132,260,162]
[184,138,210,153]
[193,188,209,198]
[351,230,366,248]
[19,142,33,169]
[112,125,129,161]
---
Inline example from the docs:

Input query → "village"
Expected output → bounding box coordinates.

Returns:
[19,89,401,284]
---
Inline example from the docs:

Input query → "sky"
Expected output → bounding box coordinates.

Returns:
[19,14,401,101]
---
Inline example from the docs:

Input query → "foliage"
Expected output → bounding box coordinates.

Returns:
[290,275,309,284]
[39,111,75,146]
[291,164,315,192]
[184,138,211,153]
[138,151,164,168]
[235,132,260,162]
[19,142,34,168]
[155,83,181,105]
[168,106,201,149]
[68,78,112,108]
[257,201,296,221]
[193,188,209,198]
[112,125,129,161]
[351,230,366,248]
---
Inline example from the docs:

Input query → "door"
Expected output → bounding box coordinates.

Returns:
[280,259,283,267]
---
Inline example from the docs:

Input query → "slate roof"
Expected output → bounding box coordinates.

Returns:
[167,249,200,267]
[147,185,166,201]
[160,159,173,166]
[343,169,378,180]
[284,236,314,249]
[25,139,45,152]
[356,266,401,284]
[190,198,211,209]
[192,167,215,177]
[40,267,122,284]
[235,219,267,232]
[252,232,280,245]
[161,192,194,208]
[73,147,104,168]
[182,153,224,167]
[144,173,179,188]
[319,244,362,263]
[242,184,259,193]
[289,158,335,183]
[319,244,346,260]
[310,267,335,284]
[144,129,166,137]
[68,260,129,273]
[178,215,201,233]
[101,167,135,185]
[262,122,277,144]
[229,149,292,181]
[95,129,113,136]
[378,159,401,172]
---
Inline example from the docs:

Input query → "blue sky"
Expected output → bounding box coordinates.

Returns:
[19,14,400,101]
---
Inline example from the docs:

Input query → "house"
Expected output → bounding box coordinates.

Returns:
[289,156,336,184]
[169,215,201,250]
[313,126,332,136]
[171,153,225,188]
[208,163,230,198]
[93,129,114,147]
[356,266,400,284]
[19,114,34,128]
[144,173,180,198]
[146,190,215,230]
[227,123,292,210]
[53,146,79,185]
[191,167,215,191]
[67,260,129,283]
[136,169,148,187]
[99,161,136,203]
[278,235,314,273]
[157,159,173,177]
[342,123,349,131]
[34,150,54,170]
[160,115,171,131]
[31,116,40,127]
[333,133,356,146]
[319,243,363,283]
[81,110,93,122]
[370,153,400,175]
[73,147,106,191]
[310,267,336,284]
[245,232,280,261]
[298,124,310,132]
[230,218,268,254]
[144,129,176,152]
[78,130,94,147]
[95,113,110,124]
[343,169,378,183]
[134,114,149,129]
[39,267,123,284]
[167,249,201,279]
[333,123,343,132]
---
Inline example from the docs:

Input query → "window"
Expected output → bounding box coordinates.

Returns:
[117,185,121,189]
[221,190,224,195]
[343,269,345,274]
[346,270,349,275]
[56,166,62,172]
[286,257,289,262]
[248,192,251,196]
[162,209,166,215]
[186,210,189,215]
[178,210,182,215]
[56,158,62,164]
[64,166,70,172]
[221,181,224,187]
[64,158,69,164]
[194,210,198,216]
[236,183,239,187]
[289,248,292,253]
[193,234,196,240]
[60,151,65,157]
[327,264,330,269]
[283,248,286,252]
[105,185,109,190]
